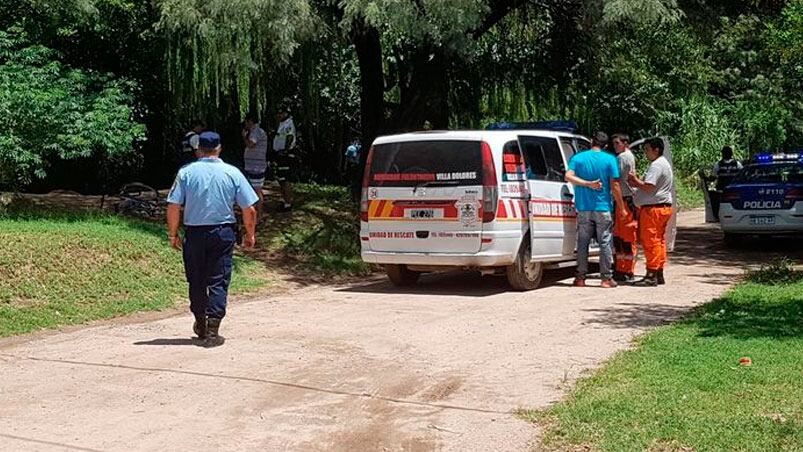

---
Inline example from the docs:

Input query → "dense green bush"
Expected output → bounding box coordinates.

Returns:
[0,29,144,189]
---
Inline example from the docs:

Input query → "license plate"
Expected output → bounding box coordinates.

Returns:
[749,215,775,225]
[406,209,441,219]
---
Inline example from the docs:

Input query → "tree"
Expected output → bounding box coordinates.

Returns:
[0,30,144,189]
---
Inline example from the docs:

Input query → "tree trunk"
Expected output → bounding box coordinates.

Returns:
[351,23,384,150]
[393,45,449,132]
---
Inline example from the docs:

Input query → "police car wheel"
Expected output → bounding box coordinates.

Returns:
[723,232,741,248]
[506,240,543,291]
[385,264,420,287]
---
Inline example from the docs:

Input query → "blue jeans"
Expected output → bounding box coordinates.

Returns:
[576,211,614,280]
[182,224,236,320]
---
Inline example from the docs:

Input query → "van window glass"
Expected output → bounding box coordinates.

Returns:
[519,136,564,182]
[576,138,591,150]
[543,140,568,181]
[502,140,526,182]
[369,140,483,187]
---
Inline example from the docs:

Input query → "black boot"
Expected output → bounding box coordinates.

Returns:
[204,318,224,347]
[657,269,666,285]
[613,271,635,283]
[634,271,658,287]
[193,316,208,339]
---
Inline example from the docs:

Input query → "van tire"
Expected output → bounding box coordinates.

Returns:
[506,240,543,291]
[385,264,420,287]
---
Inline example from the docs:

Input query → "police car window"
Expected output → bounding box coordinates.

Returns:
[502,140,526,182]
[735,163,801,184]
[369,140,483,187]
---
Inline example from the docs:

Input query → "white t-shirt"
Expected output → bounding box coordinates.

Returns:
[634,156,674,206]
[617,149,636,197]
[244,126,268,173]
[273,118,296,152]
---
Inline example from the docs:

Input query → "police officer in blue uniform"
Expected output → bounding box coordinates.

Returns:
[167,131,259,346]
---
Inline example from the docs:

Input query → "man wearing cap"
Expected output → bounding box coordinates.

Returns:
[565,131,628,288]
[167,131,259,346]
[272,107,296,212]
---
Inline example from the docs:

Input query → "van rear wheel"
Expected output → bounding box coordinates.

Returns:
[506,240,543,291]
[385,264,420,287]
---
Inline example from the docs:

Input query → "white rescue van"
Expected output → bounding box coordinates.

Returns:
[359,127,594,290]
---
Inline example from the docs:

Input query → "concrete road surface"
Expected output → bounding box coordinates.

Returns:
[2,210,800,451]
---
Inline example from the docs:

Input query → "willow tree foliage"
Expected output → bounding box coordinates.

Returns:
[156,0,315,119]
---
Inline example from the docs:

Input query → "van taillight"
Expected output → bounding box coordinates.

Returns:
[481,141,498,223]
[360,146,375,222]
[722,190,740,203]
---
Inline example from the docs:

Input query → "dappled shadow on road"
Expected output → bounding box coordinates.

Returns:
[671,224,803,269]
[582,302,695,330]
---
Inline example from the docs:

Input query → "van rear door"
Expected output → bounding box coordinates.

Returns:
[366,140,484,254]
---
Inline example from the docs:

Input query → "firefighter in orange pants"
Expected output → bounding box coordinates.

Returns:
[611,134,638,282]
[629,138,674,286]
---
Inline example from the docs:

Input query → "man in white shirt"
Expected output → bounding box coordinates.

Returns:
[272,107,296,212]
[242,115,269,214]
[628,138,675,287]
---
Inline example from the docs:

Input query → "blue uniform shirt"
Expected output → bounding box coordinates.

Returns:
[167,157,259,226]
[568,149,620,212]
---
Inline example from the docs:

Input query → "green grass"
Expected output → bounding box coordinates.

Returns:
[0,202,267,337]
[522,266,803,452]
[261,183,373,276]
[675,180,705,210]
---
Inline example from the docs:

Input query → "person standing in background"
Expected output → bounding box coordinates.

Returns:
[180,120,205,166]
[272,106,296,212]
[242,115,269,215]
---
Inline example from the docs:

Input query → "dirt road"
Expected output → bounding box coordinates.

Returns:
[2,211,800,452]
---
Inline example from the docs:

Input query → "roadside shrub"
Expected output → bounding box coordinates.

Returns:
[0,28,145,190]
[747,258,803,285]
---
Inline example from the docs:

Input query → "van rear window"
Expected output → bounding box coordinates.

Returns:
[369,140,483,187]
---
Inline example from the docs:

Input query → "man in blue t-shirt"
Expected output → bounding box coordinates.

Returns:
[565,131,627,288]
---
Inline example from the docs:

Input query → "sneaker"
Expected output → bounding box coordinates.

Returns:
[601,279,618,289]
[657,269,666,285]
[573,278,586,287]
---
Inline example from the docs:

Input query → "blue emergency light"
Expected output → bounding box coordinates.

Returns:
[485,121,579,133]
[752,152,803,164]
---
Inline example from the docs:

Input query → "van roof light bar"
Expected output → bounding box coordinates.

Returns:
[485,121,578,133]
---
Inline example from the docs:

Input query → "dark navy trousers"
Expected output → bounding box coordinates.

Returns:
[182,224,236,320]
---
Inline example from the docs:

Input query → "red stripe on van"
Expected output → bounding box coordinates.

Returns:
[497,199,508,218]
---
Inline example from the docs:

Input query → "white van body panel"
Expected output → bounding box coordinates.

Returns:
[360,130,592,269]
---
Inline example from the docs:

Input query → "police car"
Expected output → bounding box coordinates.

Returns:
[719,152,803,246]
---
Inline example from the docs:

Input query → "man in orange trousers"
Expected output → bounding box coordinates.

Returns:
[611,134,638,283]
[628,138,674,286]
